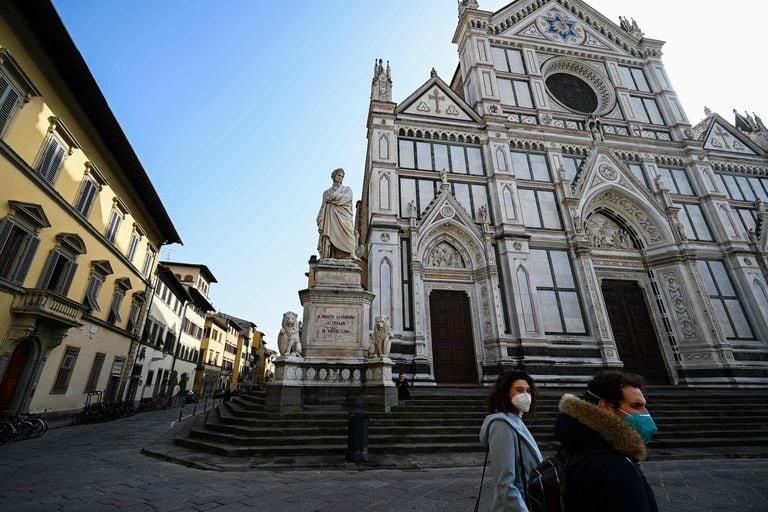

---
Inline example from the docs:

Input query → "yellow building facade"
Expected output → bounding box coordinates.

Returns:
[194,315,228,396]
[0,2,180,417]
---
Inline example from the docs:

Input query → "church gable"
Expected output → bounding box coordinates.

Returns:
[703,117,760,156]
[574,151,658,208]
[491,0,637,57]
[414,184,487,271]
[398,74,480,123]
[417,182,482,239]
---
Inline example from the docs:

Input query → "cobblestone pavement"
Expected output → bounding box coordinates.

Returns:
[1,406,766,511]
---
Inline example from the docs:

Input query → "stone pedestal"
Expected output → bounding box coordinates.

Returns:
[265,259,397,412]
[300,259,374,360]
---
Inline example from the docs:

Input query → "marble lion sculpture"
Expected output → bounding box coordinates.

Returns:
[368,315,392,357]
[277,311,302,357]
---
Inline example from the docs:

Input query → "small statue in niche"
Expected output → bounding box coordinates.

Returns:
[477,205,488,223]
[407,200,417,218]
[587,115,604,142]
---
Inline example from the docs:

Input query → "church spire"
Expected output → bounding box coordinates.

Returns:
[458,0,479,17]
[371,58,392,102]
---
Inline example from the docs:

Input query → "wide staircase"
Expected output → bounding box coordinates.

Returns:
[173,387,768,463]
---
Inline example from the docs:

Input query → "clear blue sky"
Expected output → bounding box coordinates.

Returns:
[52,0,766,348]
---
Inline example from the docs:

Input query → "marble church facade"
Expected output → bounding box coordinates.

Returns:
[357,0,768,387]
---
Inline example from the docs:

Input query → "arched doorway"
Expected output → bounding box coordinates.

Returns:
[429,290,477,384]
[0,340,33,411]
[601,280,670,384]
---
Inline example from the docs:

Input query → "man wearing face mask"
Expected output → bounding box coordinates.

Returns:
[554,370,659,512]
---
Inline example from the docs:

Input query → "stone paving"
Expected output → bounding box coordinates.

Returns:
[1,405,766,511]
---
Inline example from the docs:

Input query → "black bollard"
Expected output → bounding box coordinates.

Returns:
[346,408,369,463]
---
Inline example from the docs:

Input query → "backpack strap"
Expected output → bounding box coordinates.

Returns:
[474,447,490,512]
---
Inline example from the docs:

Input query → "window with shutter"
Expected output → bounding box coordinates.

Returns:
[126,233,139,262]
[105,210,122,243]
[52,346,80,393]
[84,353,106,393]
[83,274,103,311]
[0,74,21,136]
[74,179,98,218]
[0,219,27,280]
[36,137,66,184]
[10,234,39,285]
[107,289,124,325]
[142,249,155,277]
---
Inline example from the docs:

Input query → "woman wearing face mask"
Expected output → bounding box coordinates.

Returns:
[554,370,659,512]
[479,370,543,512]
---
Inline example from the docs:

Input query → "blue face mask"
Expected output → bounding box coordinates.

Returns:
[620,411,657,444]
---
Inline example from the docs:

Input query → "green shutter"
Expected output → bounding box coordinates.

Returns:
[0,218,12,256]
[0,76,20,135]
[12,234,39,285]
[58,260,78,296]
[37,250,61,289]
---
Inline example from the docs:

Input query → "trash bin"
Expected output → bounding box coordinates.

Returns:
[346,408,369,463]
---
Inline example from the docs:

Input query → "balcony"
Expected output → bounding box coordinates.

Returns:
[13,288,85,328]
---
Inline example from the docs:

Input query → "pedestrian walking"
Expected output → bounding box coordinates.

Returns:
[479,370,543,512]
[396,372,411,401]
[554,370,658,511]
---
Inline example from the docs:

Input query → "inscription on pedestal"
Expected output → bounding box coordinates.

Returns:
[313,307,358,344]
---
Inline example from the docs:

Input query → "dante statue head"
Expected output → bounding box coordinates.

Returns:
[331,168,345,183]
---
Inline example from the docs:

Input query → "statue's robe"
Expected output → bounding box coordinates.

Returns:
[317,185,356,258]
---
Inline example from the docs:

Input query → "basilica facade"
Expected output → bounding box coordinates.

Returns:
[357,0,768,387]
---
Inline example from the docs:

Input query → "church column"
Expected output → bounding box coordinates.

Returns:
[568,239,620,365]
[366,59,401,331]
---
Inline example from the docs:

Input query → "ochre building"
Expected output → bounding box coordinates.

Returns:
[0,1,180,417]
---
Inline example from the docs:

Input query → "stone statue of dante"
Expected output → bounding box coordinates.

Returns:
[317,168,356,259]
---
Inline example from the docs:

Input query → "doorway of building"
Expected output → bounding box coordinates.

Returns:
[0,340,32,411]
[429,290,478,384]
[601,280,670,384]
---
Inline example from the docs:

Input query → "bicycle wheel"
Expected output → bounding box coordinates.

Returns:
[15,420,33,440]
[28,418,47,438]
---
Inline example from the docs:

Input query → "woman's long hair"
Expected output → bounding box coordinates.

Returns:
[486,370,538,420]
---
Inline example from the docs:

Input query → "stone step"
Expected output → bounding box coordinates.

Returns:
[173,387,768,461]
[188,429,348,447]
[174,437,347,457]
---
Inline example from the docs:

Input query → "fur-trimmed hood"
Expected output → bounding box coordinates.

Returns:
[557,393,647,461]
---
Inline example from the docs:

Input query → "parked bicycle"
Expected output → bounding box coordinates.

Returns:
[71,392,137,426]
[0,410,48,445]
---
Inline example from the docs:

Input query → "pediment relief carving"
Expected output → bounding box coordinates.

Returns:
[585,213,636,250]
[425,242,466,269]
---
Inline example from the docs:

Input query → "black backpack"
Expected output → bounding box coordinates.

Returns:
[525,448,603,512]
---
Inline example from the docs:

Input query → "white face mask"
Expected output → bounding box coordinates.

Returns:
[511,392,531,414]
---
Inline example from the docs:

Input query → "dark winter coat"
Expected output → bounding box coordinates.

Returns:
[396,378,410,400]
[554,394,658,512]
